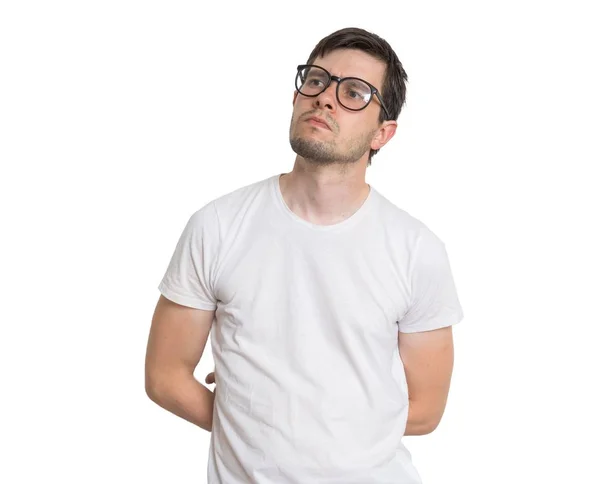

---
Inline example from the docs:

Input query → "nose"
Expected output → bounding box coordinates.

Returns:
[313,80,337,113]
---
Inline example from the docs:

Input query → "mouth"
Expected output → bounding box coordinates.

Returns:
[305,116,331,130]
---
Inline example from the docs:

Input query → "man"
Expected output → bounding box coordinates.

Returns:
[145,27,464,484]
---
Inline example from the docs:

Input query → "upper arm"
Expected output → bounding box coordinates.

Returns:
[398,228,463,333]
[398,325,454,428]
[145,294,215,393]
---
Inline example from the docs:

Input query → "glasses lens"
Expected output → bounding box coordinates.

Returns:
[296,66,329,96]
[338,79,372,110]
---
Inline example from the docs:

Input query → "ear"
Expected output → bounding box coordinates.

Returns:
[293,91,298,105]
[371,120,398,151]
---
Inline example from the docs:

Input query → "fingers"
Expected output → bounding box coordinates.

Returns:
[205,371,215,384]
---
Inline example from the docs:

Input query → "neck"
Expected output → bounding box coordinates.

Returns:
[279,157,370,226]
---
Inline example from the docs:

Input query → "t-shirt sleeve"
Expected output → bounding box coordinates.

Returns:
[157,202,219,310]
[398,228,464,333]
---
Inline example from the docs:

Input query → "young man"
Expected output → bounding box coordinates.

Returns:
[145,27,464,484]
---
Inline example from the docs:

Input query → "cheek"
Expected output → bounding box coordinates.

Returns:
[293,98,309,115]
[339,118,363,138]
[290,110,305,134]
[348,115,376,137]
[291,100,311,125]
[291,109,302,127]
[291,99,304,117]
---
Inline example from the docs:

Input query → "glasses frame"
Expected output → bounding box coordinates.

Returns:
[295,64,391,120]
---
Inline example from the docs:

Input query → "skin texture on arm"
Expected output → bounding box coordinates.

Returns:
[145,295,216,432]
[398,326,454,436]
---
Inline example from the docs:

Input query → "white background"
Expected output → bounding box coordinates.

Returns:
[1,1,599,483]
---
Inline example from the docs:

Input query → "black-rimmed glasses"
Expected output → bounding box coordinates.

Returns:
[295,64,391,120]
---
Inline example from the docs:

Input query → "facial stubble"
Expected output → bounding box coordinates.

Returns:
[289,116,376,166]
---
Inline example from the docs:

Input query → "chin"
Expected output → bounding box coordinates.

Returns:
[289,136,339,164]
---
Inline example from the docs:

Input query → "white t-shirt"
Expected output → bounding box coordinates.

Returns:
[158,173,464,484]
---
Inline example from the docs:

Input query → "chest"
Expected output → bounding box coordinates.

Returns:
[212,229,409,347]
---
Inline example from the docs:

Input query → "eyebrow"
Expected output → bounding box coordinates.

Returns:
[306,68,328,76]
[344,79,367,87]
[311,65,381,91]
[333,72,375,88]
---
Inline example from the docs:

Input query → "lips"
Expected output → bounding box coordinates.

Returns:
[306,116,331,130]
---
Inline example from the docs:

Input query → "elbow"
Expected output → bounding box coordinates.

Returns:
[145,373,162,402]
[145,366,190,402]
[407,419,439,436]
[405,400,444,435]
[145,368,171,402]
[421,419,441,435]
[420,411,445,435]
[145,359,171,400]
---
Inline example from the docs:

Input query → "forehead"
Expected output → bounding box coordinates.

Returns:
[313,48,386,88]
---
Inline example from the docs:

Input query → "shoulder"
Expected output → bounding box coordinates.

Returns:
[371,188,444,251]
[185,174,276,237]
[211,174,275,216]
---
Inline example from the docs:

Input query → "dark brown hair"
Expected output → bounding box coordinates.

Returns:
[305,27,408,165]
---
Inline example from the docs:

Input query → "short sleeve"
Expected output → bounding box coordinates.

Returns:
[398,228,464,333]
[157,202,219,310]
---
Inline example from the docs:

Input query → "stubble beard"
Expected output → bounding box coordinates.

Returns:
[289,117,374,166]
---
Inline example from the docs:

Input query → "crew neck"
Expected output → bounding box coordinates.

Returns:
[271,173,376,232]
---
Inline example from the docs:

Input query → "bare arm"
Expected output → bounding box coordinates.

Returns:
[145,295,216,432]
[398,325,454,436]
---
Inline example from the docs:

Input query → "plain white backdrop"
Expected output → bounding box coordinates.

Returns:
[1,1,599,483]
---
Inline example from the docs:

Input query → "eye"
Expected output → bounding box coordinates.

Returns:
[307,77,324,87]
[340,82,369,102]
